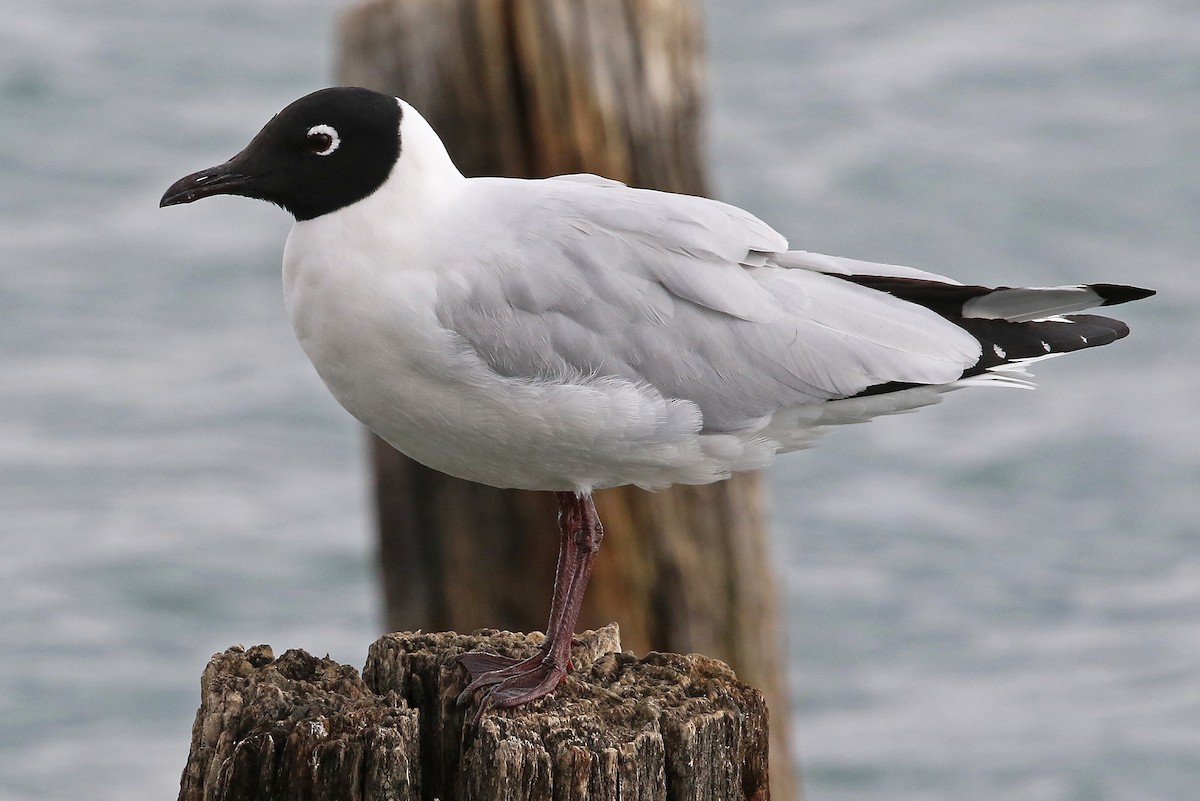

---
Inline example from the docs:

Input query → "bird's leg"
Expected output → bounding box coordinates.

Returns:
[455,506,575,679]
[456,491,604,717]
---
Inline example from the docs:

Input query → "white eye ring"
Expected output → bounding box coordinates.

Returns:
[306,124,340,156]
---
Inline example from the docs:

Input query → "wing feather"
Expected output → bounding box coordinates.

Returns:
[435,178,980,433]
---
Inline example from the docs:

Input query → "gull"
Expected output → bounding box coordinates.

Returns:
[161,87,1153,715]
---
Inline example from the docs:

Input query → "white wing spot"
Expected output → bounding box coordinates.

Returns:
[993,344,1007,359]
[306,124,340,156]
[1041,341,1052,352]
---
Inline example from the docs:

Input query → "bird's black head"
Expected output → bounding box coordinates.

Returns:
[161,87,402,221]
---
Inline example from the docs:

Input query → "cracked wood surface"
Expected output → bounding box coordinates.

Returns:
[178,626,769,801]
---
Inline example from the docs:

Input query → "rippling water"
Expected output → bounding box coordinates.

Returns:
[2,2,1196,799]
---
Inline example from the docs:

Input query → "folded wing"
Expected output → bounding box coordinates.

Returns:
[435,177,986,433]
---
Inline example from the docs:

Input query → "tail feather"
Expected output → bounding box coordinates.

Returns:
[957,313,1131,376]
[961,284,1156,322]
[836,275,1154,320]
[828,272,1154,398]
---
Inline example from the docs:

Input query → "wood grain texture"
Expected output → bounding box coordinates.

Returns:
[178,629,769,800]
[177,645,420,801]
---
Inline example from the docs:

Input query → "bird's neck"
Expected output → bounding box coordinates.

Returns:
[390,99,467,211]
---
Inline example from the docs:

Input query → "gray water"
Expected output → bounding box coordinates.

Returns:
[2,1,1197,799]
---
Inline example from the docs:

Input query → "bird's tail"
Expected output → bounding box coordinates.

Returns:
[834,276,1154,386]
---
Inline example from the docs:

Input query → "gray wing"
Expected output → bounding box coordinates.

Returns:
[435,176,980,433]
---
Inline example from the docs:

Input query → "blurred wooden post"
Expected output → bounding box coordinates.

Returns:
[337,3,796,799]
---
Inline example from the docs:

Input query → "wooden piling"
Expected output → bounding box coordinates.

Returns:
[178,628,770,800]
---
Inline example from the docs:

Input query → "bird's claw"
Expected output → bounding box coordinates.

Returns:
[455,650,568,722]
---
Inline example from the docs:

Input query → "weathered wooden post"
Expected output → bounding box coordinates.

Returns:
[335,3,797,798]
[178,628,771,800]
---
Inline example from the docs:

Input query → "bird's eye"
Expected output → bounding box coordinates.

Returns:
[306,124,340,156]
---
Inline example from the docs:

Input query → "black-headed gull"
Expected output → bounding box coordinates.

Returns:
[162,87,1152,715]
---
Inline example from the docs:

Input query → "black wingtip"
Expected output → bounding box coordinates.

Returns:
[1091,283,1156,306]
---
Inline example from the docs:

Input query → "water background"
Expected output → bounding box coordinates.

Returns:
[2,1,1197,799]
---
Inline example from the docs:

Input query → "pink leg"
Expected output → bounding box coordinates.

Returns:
[456,491,604,718]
